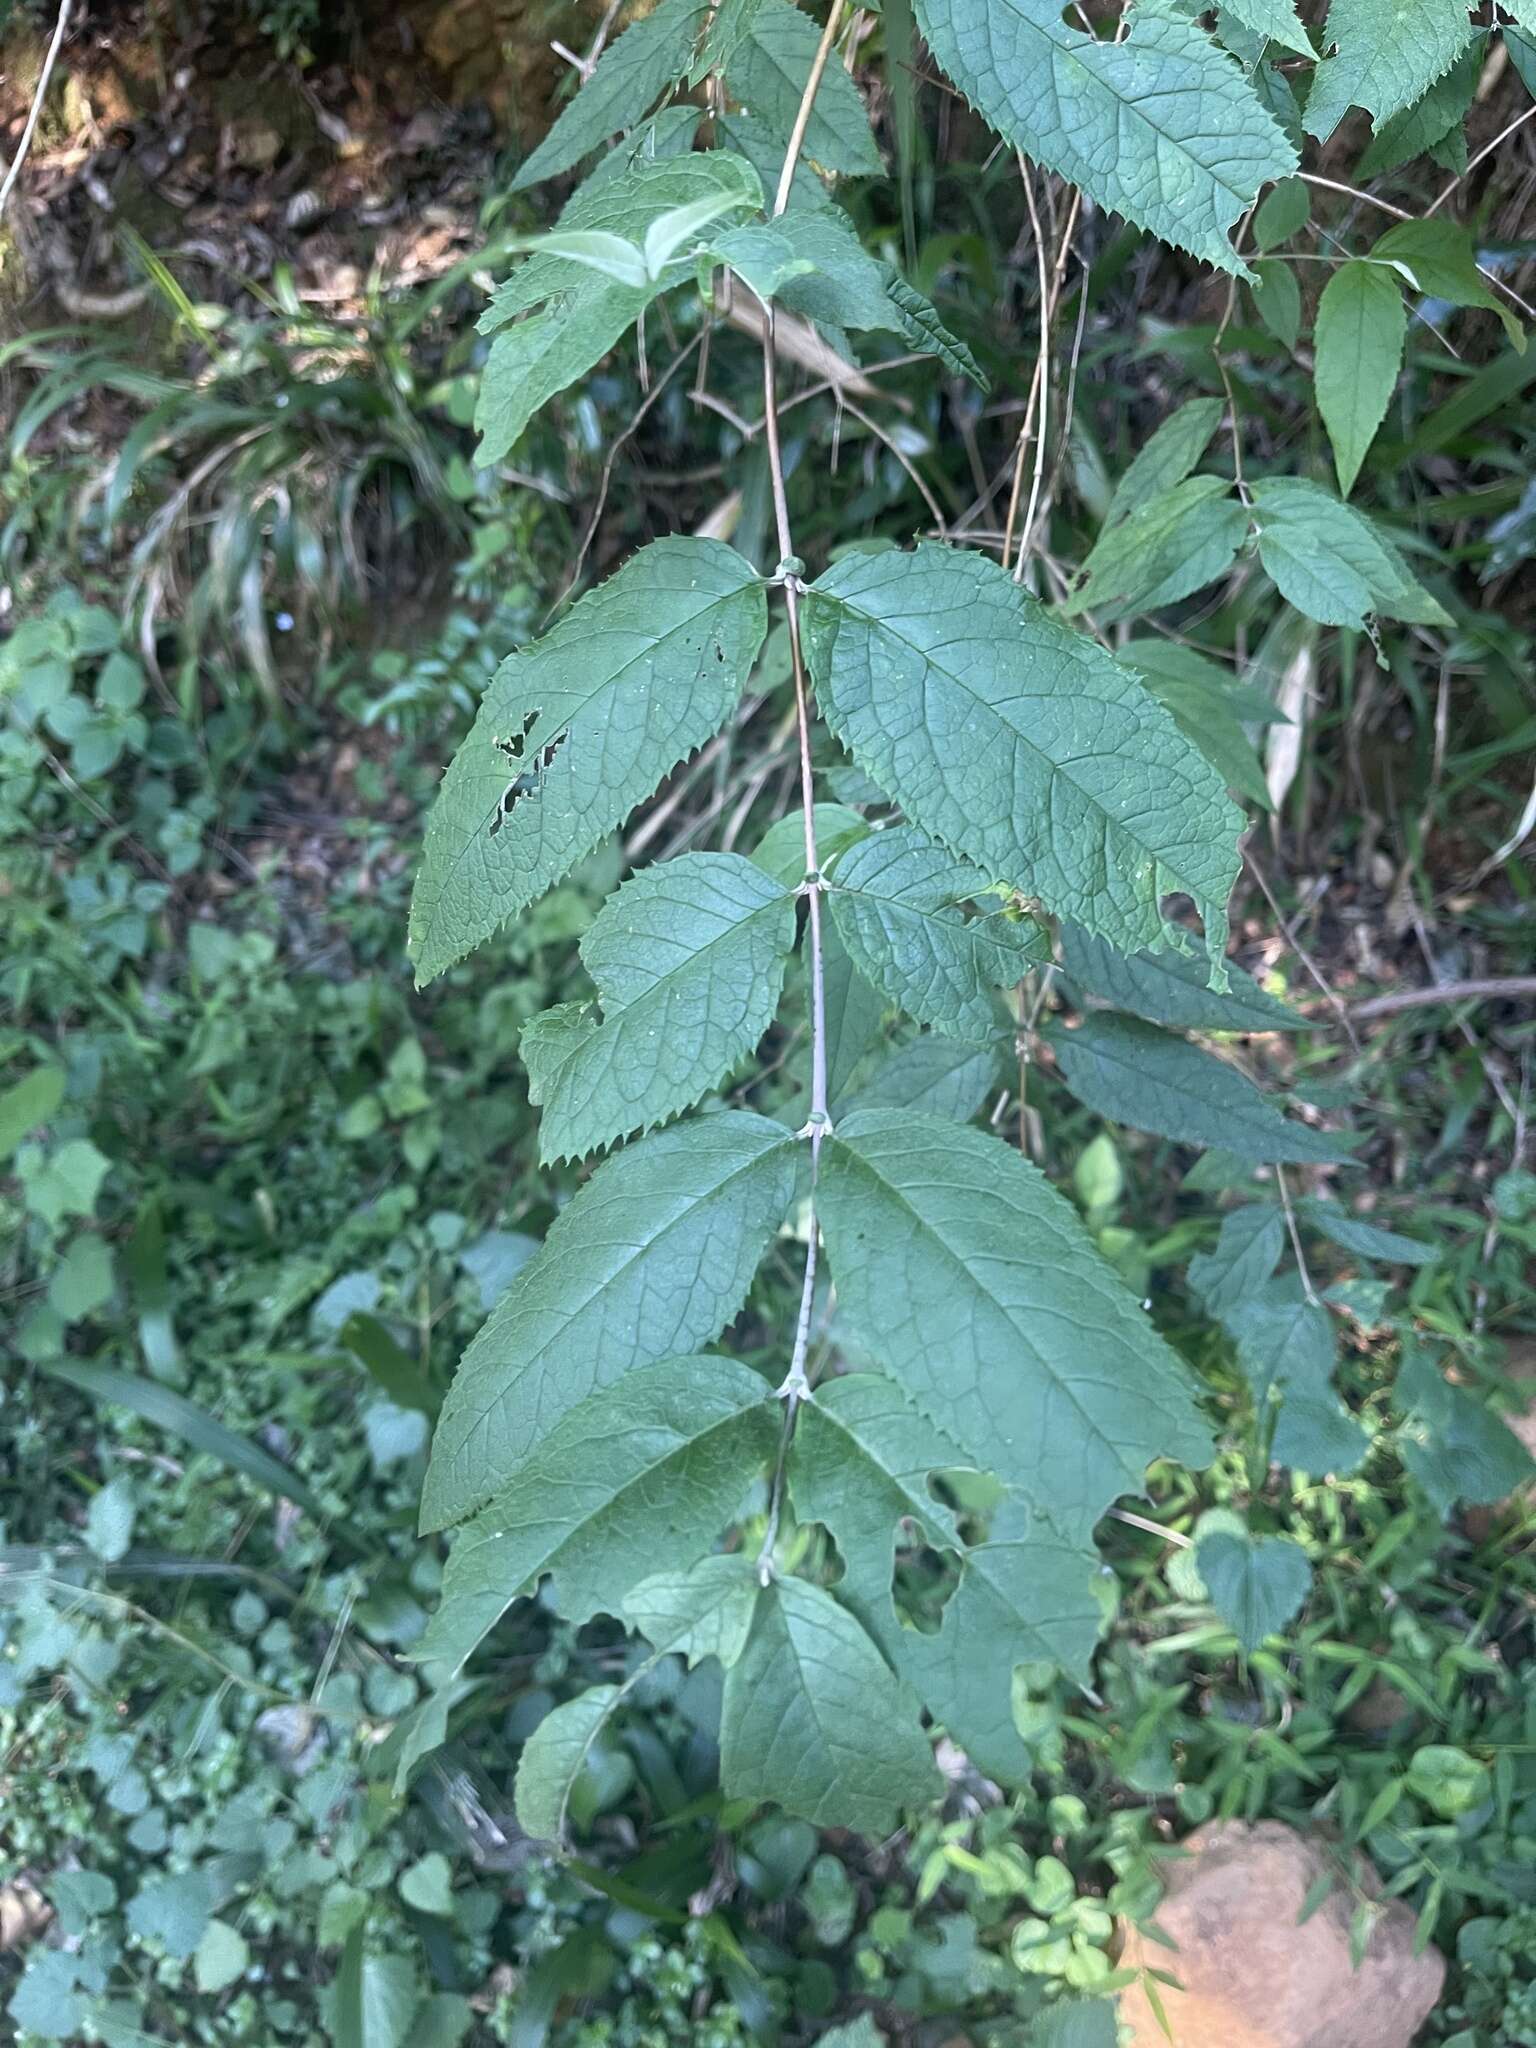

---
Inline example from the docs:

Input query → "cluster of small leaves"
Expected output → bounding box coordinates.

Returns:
[405,0,1534,1868]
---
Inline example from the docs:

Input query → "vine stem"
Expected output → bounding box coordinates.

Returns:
[752,0,847,1580]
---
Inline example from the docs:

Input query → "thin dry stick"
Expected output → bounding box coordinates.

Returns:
[1349,976,1536,1020]
[1001,179,1083,569]
[1299,171,1536,324]
[754,0,847,1579]
[1242,840,1360,1054]
[0,0,73,222]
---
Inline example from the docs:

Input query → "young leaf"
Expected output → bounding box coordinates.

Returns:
[789,1374,1103,1782]
[515,1686,626,1843]
[511,0,710,191]
[1252,177,1310,249]
[1313,260,1406,496]
[624,1553,763,1668]
[836,1034,1001,1122]
[1298,1198,1436,1266]
[719,1574,940,1830]
[1063,476,1248,622]
[417,1357,777,1673]
[828,824,1048,1039]
[1196,1528,1312,1650]
[802,543,1244,977]
[1372,218,1524,348]
[1103,397,1225,527]
[882,274,989,389]
[1251,257,1302,352]
[475,287,652,466]
[1049,1013,1353,1165]
[1188,1204,1286,1318]
[512,230,652,290]
[818,1111,1213,1551]
[482,152,763,329]
[523,852,797,1162]
[752,803,869,885]
[419,1110,797,1532]
[1305,0,1475,142]
[723,0,883,176]
[410,537,766,983]
[912,0,1296,273]
[1251,477,1451,629]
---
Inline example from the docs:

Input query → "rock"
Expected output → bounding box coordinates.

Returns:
[1116,1820,1444,2048]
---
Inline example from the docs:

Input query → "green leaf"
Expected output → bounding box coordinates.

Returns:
[47,1232,115,1323]
[511,0,709,191]
[1061,922,1302,1033]
[803,543,1244,976]
[43,1360,327,1518]
[1121,638,1286,814]
[398,1853,455,1918]
[410,538,766,982]
[86,1473,137,1564]
[194,1919,251,1994]
[1222,1279,1368,1472]
[515,1685,627,1842]
[523,852,796,1162]
[22,1135,110,1227]
[828,825,1047,1038]
[1252,477,1451,629]
[723,0,882,176]
[8,1952,84,2041]
[1314,260,1406,495]
[1305,0,1475,142]
[1220,0,1312,51]
[837,1033,1001,1122]
[416,1356,777,1672]
[474,285,648,465]
[1251,256,1302,351]
[1029,1999,1121,2048]
[1299,1198,1437,1266]
[693,0,765,81]
[334,1933,420,2048]
[1188,1204,1286,1317]
[883,274,989,388]
[1356,48,1478,176]
[719,1574,940,1829]
[819,1111,1211,1551]
[1372,218,1524,348]
[1395,1344,1535,1516]
[789,1374,1102,1782]
[420,1111,796,1532]
[818,918,890,1104]
[624,1552,763,1668]
[484,153,762,327]
[1253,176,1311,249]
[752,803,869,885]
[127,1867,216,1959]
[517,1557,762,1841]
[1050,1013,1352,1164]
[1196,1528,1312,1649]
[913,0,1295,274]
[1064,476,1247,622]
[0,1063,64,1158]
[1103,397,1225,526]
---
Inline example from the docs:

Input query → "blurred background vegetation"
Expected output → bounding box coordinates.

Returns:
[1,0,1534,2043]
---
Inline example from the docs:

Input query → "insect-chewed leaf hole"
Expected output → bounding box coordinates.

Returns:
[489,712,569,835]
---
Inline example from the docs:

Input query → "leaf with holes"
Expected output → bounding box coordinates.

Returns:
[719,1573,941,1830]
[420,1110,796,1532]
[789,1374,1103,1782]
[417,1357,777,1673]
[818,1111,1212,1550]
[802,542,1245,977]
[1305,0,1475,142]
[828,825,1048,1039]
[410,538,766,983]
[523,853,796,1162]
[913,0,1295,273]
[1050,1013,1352,1163]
